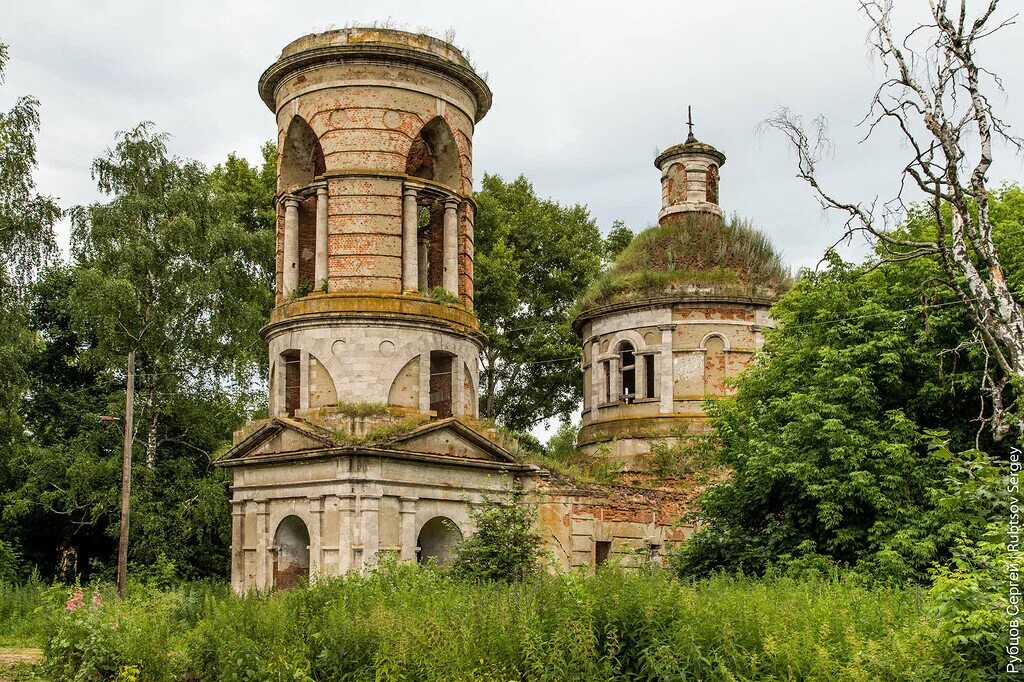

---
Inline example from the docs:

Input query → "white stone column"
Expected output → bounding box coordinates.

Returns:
[659,324,676,414]
[338,495,354,575]
[299,350,310,411]
[231,501,244,592]
[400,497,418,562]
[419,351,431,414]
[417,236,428,291]
[452,358,465,417]
[283,197,300,297]
[315,187,329,288]
[255,501,270,591]
[609,354,621,403]
[308,497,323,581]
[590,342,602,413]
[443,198,459,296]
[636,352,646,400]
[402,185,419,292]
[360,494,380,571]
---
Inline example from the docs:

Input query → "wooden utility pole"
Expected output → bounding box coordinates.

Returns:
[116,350,135,598]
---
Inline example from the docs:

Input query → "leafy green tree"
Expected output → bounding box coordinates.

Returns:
[0,43,62,570]
[675,188,1024,582]
[0,43,61,295]
[474,174,604,430]
[0,134,276,580]
[603,220,634,264]
[451,483,544,582]
[69,123,274,467]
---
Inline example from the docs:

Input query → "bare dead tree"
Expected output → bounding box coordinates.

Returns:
[762,0,1024,440]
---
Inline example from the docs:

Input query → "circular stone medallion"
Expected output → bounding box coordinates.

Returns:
[383,110,403,129]
[379,340,396,357]
[331,339,346,356]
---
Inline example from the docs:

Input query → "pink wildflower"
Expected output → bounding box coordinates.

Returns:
[91,592,103,609]
[65,591,84,612]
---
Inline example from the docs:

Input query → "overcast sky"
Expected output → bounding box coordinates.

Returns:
[3,0,1023,270]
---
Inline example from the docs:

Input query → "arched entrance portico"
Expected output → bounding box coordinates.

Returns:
[273,515,310,590]
[416,516,462,565]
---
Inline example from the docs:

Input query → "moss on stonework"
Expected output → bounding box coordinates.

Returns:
[578,214,791,311]
[333,401,392,418]
[302,410,431,447]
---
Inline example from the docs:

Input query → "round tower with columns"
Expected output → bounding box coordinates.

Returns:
[574,117,787,469]
[258,28,491,421]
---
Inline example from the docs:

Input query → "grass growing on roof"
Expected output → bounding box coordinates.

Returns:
[579,214,791,311]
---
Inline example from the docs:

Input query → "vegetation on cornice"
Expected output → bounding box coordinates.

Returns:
[298,404,430,446]
[577,214,791,313]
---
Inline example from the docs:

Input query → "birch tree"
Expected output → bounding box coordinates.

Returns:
[763,0,1024,439]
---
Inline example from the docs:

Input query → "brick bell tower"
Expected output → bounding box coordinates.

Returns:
[257,28,492,420]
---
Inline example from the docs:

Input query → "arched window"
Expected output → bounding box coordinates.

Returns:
[279,115,325,192]
[617,341,636,401]
[429,350,455,418]
[405,117,460,189]
[417,516,462,564]
[273,515,310,590]
[282,350,301,416]
[644,354,655,398]
[279,116,326,293]
[703,334,727,396]
[407,118,462,295]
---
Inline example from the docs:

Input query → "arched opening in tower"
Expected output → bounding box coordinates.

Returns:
[282,350,301,416]
[407,118,461,295]
[617,341,636,401]
[280,115,326,293]
[405,117,460,188]
[429,350,455,418]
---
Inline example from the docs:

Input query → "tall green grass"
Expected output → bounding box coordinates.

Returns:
[10,565,957,680]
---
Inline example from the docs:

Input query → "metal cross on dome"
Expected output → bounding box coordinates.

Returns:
[686,105,697,143]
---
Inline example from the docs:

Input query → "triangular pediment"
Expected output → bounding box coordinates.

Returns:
[385,419,519,463]
[217,418,337,464]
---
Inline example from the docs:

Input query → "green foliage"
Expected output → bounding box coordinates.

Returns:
[17,569,948,680]
[924,447,1014,678]
[451,484,544,582]
[0,43,61,527]
[428,285,461,305]
[0,43,61,295]
[580,213,790,310]
[332,401,391,417]
[544,420,578,464]
[676,190,1024,582]
[474,173,605,430]
[603,219,634,264]
[0,540,19,583]
[0,134,277,582]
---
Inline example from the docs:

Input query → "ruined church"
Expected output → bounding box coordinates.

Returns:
[217,28,786,592]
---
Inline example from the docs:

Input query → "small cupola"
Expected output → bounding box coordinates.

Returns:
[654,107,726,227]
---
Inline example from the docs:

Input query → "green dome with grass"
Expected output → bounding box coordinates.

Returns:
[578,214,790,313]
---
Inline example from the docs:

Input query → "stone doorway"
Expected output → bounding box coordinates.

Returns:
[272,515,310,590]
[416,516,462,565]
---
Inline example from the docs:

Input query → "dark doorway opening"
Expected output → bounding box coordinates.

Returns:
[273,515,310,590]
[417,516,463,565]
[595,540,612,567]
[283,350,301,416]
[429,351,454,418]
[644,354,655,398]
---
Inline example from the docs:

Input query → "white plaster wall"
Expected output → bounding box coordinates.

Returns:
[267,321,480,415]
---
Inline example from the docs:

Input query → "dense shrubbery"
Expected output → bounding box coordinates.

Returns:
[0,566,958,681]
